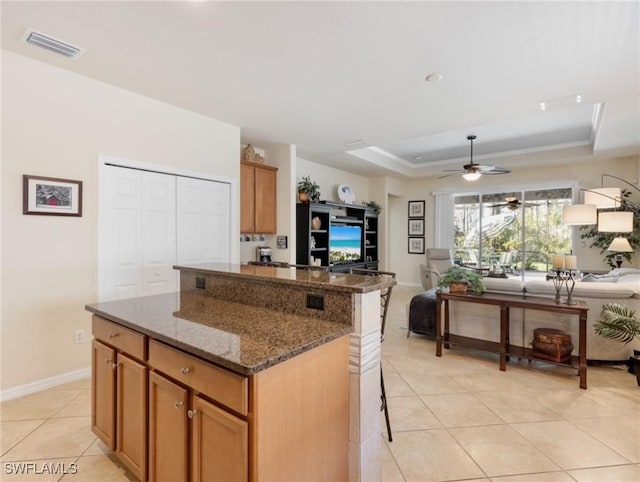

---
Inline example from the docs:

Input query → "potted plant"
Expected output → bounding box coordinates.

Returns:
[593,302,640,385]
[362,200,382,214]
[297,176,320,203]
[437,265,486,294]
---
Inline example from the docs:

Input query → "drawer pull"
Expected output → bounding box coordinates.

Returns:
[180,367,191,375]
[188,409,198,419]
[175,401,184,409]
[108,333,120,339]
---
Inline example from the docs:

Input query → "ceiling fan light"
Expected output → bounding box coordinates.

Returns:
[462,171,481,181]
[562,204,597,225]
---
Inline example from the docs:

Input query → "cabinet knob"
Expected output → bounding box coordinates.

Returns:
[175,401,184,409]
[188,409,198,419]
[112,362,118,369]
[108,333,120,339]
[180,367,190,375]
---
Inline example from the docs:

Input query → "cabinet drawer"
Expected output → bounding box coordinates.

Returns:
[92,316,146,361]
[148,340,248,416]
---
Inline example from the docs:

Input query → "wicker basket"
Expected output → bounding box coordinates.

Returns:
[531,328,573,363]
[449,282,468,294]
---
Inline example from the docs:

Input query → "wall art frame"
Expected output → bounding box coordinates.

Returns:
[408,237,425,254]
[408,200,425,218]
[408,218,425,236]
[23,174,83,217]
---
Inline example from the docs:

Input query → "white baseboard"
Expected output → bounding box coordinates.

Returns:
[1,366,91,402]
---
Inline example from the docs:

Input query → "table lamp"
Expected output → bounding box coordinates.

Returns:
[607,237,633,268]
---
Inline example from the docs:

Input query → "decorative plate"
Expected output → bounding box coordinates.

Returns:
[337,184,355,204]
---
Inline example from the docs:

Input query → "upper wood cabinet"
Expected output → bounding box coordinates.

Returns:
[240,161,278,234]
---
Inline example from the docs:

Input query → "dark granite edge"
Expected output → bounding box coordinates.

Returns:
[175,264,396,294]
[85,305,353,376]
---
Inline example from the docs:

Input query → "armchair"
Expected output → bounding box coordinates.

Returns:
[419,248,454,290]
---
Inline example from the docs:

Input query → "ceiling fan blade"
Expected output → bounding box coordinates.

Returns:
[482,168,511,175]
[438,172,463,179]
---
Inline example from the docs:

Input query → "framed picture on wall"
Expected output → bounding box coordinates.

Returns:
[408,237,425,254]
[408,200,425,218]
[408,219,424,236]
[23,175,83,216]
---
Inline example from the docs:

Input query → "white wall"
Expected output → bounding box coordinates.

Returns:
[1,51,240,394]
[297,158,371,204]
[389,156,640,286]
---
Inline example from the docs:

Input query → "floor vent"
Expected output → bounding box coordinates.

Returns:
[21,28,85,59]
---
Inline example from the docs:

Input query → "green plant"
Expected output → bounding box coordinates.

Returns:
[437,265,486,294]
[580,190,640,268]
[297,175,320,202]
[593,303,640,344]
[362,200,382,214]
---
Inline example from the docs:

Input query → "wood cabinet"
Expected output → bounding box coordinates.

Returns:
[241,161,278,234]
[92,314,349,482]
[91,317,148,482]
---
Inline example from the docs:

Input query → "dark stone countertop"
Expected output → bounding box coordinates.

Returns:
[86,291,352,376]
[174,263,396,293]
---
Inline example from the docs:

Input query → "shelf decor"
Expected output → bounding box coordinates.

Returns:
[23,174,83,217]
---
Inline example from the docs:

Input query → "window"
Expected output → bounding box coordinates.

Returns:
[453,188,572,279]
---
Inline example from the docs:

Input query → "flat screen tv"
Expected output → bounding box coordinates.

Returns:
[329,224,362,264]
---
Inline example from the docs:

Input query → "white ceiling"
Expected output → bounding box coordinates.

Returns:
[2,1,639,179]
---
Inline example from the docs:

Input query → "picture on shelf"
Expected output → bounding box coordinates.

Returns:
[329,224,362,264]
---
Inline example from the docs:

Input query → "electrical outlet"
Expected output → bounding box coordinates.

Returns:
[306,294,325,310]
[74,329,85,344]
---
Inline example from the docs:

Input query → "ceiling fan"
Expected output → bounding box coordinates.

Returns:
[490,195,541,210]
[440,135,511,181]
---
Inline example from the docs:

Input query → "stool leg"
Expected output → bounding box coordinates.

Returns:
[381,368,392,442]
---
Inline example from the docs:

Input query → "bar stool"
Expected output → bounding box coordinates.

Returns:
[349,267,396,442]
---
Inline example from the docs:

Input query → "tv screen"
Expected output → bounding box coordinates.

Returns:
[329,224,362,264]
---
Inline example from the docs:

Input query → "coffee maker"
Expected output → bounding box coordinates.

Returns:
[256,246,272,264]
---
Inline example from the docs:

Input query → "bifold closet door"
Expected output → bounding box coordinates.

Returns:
[176,177,231,265]
[101,166,177,301]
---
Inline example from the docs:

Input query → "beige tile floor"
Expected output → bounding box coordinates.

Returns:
[1,286,639,481]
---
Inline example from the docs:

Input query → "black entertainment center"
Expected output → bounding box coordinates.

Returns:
[296,201,378,272]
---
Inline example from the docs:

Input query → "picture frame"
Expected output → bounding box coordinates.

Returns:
[408,200,425,218]
[408,219,424,236]
[408,237,425,254]
[23,175,83,217]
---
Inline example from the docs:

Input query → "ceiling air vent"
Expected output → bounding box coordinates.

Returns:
[21,28,85,59]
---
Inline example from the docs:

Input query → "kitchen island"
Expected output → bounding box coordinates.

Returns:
[87,263,395,482]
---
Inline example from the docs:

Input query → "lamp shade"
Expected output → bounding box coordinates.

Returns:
[584,188,622,209]
[598,211,633,233]
[607,237,633,253]
[562,204,597,225]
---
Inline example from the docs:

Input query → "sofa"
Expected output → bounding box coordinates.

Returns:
[414,268,640,361]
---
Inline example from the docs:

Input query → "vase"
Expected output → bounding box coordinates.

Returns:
[311,216,322,230]
[298,192,309,203]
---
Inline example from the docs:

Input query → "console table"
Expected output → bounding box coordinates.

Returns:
[435,291,589,389]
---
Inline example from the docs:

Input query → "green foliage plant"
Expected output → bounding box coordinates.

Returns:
[593,303,640,344]
[437,265,486,294]
[362,200,382,214]
[297,176,321,202]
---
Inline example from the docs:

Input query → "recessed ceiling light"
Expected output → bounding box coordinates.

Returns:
[425,72,443,83]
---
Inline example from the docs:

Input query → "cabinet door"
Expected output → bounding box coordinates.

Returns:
[91,340,116,450]
[190,395,248,482]
[254,166,277,234]
[116,354,147,481]
[240,164,255,233]
[149,371,189,482]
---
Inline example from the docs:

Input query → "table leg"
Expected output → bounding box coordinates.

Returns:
[499,305,508,371]
[436,299,442,357]
[579,313,587,389]
[444,299,450,350]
